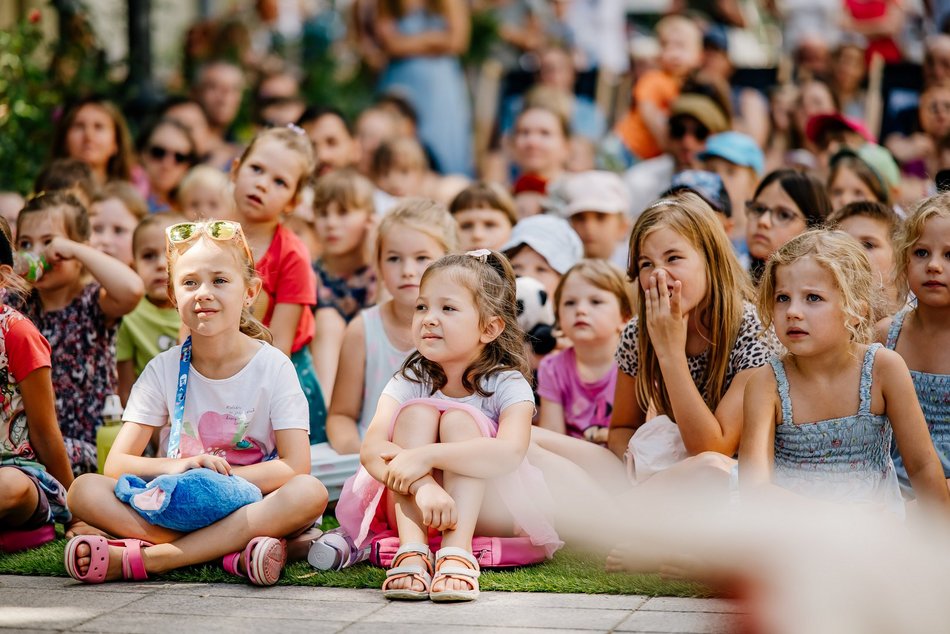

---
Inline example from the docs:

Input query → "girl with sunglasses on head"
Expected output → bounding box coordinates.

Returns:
[13,193,144,476]
[139,118,198,213]
[230,127,327,442]
[64,219,328,585]
[745,169,832,282]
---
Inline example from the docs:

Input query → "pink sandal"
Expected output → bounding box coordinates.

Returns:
[222,536,286,586]
[64,535,152,584]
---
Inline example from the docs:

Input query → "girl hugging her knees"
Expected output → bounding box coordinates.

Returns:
[64,219,328,586]
[337,251,561,602]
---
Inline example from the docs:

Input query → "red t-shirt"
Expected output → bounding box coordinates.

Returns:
[0,305,52,465]
[253,224,317,353]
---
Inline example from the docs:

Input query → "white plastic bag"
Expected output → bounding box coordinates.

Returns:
[624,415,688,483]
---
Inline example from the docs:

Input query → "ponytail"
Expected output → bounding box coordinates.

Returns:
[239,306,273,343]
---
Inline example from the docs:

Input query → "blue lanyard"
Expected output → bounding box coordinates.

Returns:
[166,336,192,459]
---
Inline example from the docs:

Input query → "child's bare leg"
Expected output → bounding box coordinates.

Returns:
[530,426,628,495]
[433,409,487,593]
[68,473,327,581]
[606,453,733,572]
[526,443,623,549]
[0,467,41,527]
[387,404,440,592]
[68,474,183,544]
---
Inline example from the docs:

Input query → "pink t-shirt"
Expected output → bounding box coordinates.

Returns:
[537,347,617,439]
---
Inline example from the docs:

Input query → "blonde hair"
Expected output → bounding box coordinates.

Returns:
[400,251,530,395]
[94,181,148,221]
[176,165,233,217]
[0,218,30,299]
[235,127,315,199]
[553,259,635,326]
[312,168,375,216]
[374,198,459,265]
[166,222,272,344]
[758,230,879,345]
[894,192,950,300]
[627,192,752,416]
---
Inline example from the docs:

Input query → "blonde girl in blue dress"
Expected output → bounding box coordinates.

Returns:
[741,230,950,514]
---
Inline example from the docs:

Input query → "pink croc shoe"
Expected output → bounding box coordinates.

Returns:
[64,536,152,584]
[222,537,286,586]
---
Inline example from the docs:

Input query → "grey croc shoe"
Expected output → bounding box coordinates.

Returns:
[382,542,434,600]
[429,546,480,602]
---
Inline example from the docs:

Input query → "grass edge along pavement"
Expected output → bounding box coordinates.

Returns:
[0,537,709,597]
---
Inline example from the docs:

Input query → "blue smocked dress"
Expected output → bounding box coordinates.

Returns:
[770,344,904,516]
[377,9,473,176]
[885,308,950,494]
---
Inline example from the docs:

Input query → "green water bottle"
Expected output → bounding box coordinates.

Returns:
[96,394,123,474]
[15,252,51,283]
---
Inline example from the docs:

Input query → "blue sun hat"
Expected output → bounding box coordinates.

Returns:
[698,131,765,176]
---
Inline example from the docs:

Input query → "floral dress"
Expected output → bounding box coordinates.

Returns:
[313,260,376,323]
[17,283,118,475]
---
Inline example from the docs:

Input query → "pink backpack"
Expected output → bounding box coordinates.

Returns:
[368,530,549,568]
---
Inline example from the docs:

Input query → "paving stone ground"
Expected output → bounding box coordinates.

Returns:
[0,575,746,633]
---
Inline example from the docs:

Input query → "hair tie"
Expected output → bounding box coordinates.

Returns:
[286,123,306,136]
[466,249,491,262]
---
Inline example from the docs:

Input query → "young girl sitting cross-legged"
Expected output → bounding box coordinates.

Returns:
[337,251,561,602]
[64,219,328,585]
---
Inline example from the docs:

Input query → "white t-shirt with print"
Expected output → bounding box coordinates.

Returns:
[382,370,534,422]
[124,341,309,465]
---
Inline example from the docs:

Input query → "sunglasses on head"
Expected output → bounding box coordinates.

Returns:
[669,118,710,141]
[166,220,253,264]
[148,145,193,165]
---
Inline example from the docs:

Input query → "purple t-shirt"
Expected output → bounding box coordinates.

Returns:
[537,347,616,439]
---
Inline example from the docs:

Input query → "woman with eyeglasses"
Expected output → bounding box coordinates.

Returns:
[745,169,832,282]
[138,118,198,213]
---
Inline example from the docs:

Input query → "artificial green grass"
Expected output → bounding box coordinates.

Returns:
[0,516,707,596]
[0,538,707,596]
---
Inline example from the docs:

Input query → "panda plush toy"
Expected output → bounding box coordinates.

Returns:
[515,276,557,356]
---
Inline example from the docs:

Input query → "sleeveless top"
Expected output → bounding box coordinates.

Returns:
[885,307,950,492]
[358,305,413,435]
[770,344,904,516]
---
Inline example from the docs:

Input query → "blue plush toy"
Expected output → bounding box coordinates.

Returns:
[115,469,262,532]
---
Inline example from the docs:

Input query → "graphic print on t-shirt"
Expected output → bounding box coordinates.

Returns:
[177,407,265,465]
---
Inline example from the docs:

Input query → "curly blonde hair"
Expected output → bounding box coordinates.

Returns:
[893,191,950,300]
[757,230,879,345]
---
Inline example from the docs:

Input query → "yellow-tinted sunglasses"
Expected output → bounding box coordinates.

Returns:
[166,220,254,264]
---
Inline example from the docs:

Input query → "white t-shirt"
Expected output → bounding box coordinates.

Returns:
[124,341,309,465]
[382,370,535,423]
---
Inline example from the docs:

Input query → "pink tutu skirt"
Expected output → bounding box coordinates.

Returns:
[336,398,562,557]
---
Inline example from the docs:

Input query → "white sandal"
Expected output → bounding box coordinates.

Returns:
[381,543,433,600]
[429,546,480,602]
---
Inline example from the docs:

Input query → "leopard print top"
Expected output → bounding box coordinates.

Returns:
[616,301,778,402]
